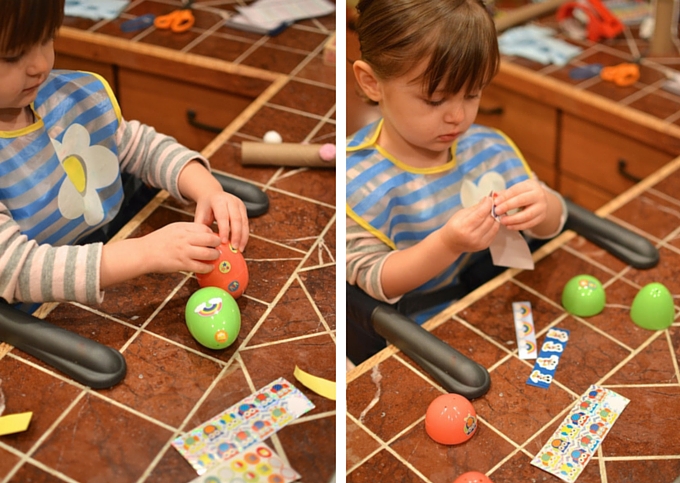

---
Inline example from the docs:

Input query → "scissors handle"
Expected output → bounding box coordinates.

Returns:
[154,9,195,33]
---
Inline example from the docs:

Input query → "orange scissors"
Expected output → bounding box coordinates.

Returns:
[600,63,640,87]
[154,0,195,33]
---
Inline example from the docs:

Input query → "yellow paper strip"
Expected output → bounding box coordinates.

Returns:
[0,412,33,436]
[294,366,336,401]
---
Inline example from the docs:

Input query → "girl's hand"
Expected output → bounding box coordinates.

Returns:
[194,192,249,251]
[441,197,499,253]
[493,178,547,231]
[141,222,222,274]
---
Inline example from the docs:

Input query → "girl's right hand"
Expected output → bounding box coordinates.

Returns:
[140,222,221,275]
[440,197,499,254]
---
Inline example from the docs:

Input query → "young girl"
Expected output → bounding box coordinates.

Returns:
[346,0,567,363]
[0,0,248,308]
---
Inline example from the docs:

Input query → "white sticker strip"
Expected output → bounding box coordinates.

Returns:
[531,385,630,483]
[512,301,538,360]
[172,378,315,475]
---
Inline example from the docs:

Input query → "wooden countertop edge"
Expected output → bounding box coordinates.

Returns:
[346,154,680,384]
[57,26,283,84]
[495,61,680,155]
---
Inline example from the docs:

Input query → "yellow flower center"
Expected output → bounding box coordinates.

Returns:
[62,154,87,194]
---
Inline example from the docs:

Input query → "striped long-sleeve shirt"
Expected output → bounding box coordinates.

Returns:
[346,119,565,313]
[0,70,209,305]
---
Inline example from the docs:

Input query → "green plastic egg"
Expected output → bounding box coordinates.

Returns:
[185,287,241,349]
[562,274,606,317]
[630,282,674,330]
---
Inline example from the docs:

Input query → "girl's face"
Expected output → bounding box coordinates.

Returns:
[375,61,482,167]
[0,39,54,114]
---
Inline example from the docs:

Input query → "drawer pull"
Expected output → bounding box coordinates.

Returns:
[617,159,642,183]
[187,109,223,134]
[478,106,504,115]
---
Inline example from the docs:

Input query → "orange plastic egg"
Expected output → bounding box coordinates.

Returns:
[453,471,494,483]
[196,243,249,298]
[425,393,477,445]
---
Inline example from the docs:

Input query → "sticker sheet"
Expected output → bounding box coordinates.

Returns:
[172,378,315,475]
[512,301,538,360]
[526,328,570,389]
[531,385,630,482]
[188,443,300,483]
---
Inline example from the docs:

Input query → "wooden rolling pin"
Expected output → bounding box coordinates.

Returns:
[495,0,569,33]
[241,141,336,168]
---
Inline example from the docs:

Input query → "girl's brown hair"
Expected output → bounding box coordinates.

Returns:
[355,0,499,99]
[0,0,65,55]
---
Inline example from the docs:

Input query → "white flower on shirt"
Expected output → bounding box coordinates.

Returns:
[52,123,119,226]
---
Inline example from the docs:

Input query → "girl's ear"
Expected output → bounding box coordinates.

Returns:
[353,60,382,103]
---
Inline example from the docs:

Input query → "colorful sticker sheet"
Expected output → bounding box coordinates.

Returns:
[188,443,300,483]
[526,328,570,389]
[531,385,630,482]
[512,301,538,360]
[172,378,315,475]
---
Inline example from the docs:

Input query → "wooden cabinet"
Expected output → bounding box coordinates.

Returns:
[559,114,674,210]
[477,84,557,168]
[116,69,253,152]
[477,81,676,211]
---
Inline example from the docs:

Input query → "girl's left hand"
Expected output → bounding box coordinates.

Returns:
[492,178,547,231]
[194,192,249,251]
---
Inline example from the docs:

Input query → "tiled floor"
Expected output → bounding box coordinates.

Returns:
[0,1,336,483]
[346,157,680,481]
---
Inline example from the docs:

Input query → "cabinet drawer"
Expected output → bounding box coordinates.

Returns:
[477,83,557,166]
[560,174,614,211]
[117,69,254,152]
[560,114,674,196]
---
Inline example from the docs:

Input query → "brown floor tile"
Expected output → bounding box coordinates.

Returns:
[457,280,565,346]
[247,280,326,346]
[238,237,304,303]
[475,357,574,445]
[610,191,680,241]
[277,415,336,482]
[346,357,442,442]
[391,419,515,482]
[104,332,223,427]
[239,106,323,142]
[271,167,336,206]
[31,394,173,483]
[552,317,631,394]
[0,359,81,453]
[5,463,69,483]
[601,386,680,457]
[241,45,310,74]
[247,190,336,252]
[604,334,677,385]
[605,458,680,483]
[299,264,336,330]
[585,279,658,350]
[346,416,381,471]
[143,444,200,483]
[239,333,336,414]
[187,34,255,63]
[270,80,336,117]
[515,248,615,304]
[347,449,425,483]
[265,28,330,53]
[624,246,680,294]
[0,447,20,479]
